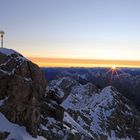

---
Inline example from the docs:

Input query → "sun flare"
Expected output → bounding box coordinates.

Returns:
[112,65,116,70]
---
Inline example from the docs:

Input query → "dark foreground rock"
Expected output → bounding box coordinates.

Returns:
[0,131,10,140]
[0,48,46,137]
[0,48,83,140]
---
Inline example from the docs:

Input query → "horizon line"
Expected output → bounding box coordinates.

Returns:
[27,57,140,68]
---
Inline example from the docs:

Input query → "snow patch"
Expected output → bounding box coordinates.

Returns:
[64,112,94,139]
[0,113,46,140]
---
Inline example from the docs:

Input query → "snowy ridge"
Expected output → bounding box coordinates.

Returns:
[46,77,78,101]
[57,79,140,139]
[64,112,94,139]
[61,83,98,110]
[46,76,140,139]
[62,86,118,138]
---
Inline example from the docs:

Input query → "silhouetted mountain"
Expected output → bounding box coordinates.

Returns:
[0,48,46,139]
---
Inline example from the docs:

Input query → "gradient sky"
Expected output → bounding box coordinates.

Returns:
[1,0,140,67]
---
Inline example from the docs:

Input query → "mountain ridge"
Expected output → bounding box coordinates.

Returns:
[0,48,140,140]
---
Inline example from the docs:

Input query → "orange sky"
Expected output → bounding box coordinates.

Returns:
[28,57,140,68]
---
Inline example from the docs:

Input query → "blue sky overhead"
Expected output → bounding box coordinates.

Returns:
[0,0,140,63]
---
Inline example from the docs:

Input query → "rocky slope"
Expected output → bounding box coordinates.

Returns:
[46,76,140,140]
[0,48,83,140]
[0,48,47,138]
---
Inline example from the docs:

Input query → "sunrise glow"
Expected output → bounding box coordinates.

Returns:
[1,1,140,68]
[112,65,116,70]
[28,57,140,68]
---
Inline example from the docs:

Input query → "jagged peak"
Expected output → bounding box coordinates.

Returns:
[101,85,118,94]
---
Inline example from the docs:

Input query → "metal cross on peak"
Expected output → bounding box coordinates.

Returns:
[0,30,5,48]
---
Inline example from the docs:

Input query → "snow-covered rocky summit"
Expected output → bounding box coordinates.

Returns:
[46,76,140,140]
[0,48,28,75]
[0,48,23,56]
[0,48,47,139]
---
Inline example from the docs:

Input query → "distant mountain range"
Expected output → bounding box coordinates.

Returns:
[43,67,140,111]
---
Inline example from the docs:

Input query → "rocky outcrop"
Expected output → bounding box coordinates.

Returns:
[40,79,82,140]
[0,132,9,140]
[0,48,82,140]
[0,48,46,137]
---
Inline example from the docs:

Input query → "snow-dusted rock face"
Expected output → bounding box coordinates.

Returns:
[46,77,79,102]
[62,85,140,139]
[0,48,46,138]
[40,77,83,140]
[46,76,140,140]
[0,49,82,140]
[55,68,140,109]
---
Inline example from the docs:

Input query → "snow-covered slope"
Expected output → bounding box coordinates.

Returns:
[0,48,47,139]
[62,85,140,139]
[46,76,140,140]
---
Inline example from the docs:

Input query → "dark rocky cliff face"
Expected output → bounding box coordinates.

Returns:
[0,48,46,137]
[0,48,82,140]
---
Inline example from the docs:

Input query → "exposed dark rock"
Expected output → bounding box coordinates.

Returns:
[67,132,81,140]
[0,131,10,140]
[0,48,46,137]
[41,98,64,122]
